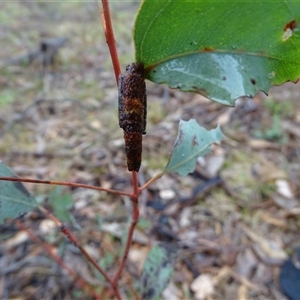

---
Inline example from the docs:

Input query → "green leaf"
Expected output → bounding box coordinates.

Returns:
[165,119,225,176]
[138,244,178,300]
[0,162,38,224]
[134,0,300,105]
[49,187,73,222]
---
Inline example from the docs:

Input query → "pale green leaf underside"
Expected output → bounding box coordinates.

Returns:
[165,119,225,176]
[134,0,300,105]
[138,244,177,300]
[49,187,73,222]
[0,162,38,224]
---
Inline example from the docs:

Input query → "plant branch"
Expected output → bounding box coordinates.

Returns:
[132,171,140,196]
[139,170,165,191]
[0,176,132,197]
[113,195,139,285]
[100,0,121,82]
[98,1,136,298]
[112,171,140,286]
[37,206,124,299]
[15,219,102,300]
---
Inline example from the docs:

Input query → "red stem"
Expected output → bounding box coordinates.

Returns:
[113,200,139,284]
[132,171,139,196]
[0,176,132,197]
[113,171,140,284]
[100,0,121,81]
[139,170,164,191]
[15,220,102,300]
[38,206,123,300]
[100,1,141,298]
[39,208,111,282]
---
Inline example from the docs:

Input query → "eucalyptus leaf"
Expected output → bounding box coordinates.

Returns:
[165,119,225,176]
[49,187,73,222]
[0,162,38,224]
[134,0,300,105]
[138,243,178,300]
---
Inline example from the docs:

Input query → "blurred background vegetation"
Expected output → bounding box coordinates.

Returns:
[0,1,299,299]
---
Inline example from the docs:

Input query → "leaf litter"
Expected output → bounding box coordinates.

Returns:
[0,2,299,299]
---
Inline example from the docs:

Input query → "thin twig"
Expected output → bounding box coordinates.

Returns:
[139,170,165,191]
[113,198,139,285]
[42,207,124,299]
[15,220,102,300]
[113,171,140,284]
[100,0,121,82]
[0,176,132,197]
[38,207,114,286]
[98,2,134,298]
[132,171,140,197]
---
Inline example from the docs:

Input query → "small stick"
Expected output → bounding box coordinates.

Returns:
[0,176,132,197]
[139,170,165,191]
[38,206,113,284]
[15,219,102,300]
[40,207,123,299]
[132,171,140,197]
[113,171,140,284]
[112,198,139,285]
[98,1,140,298]
[100,0,121,81]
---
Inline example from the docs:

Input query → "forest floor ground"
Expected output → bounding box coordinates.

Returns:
[0,2,299,299]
